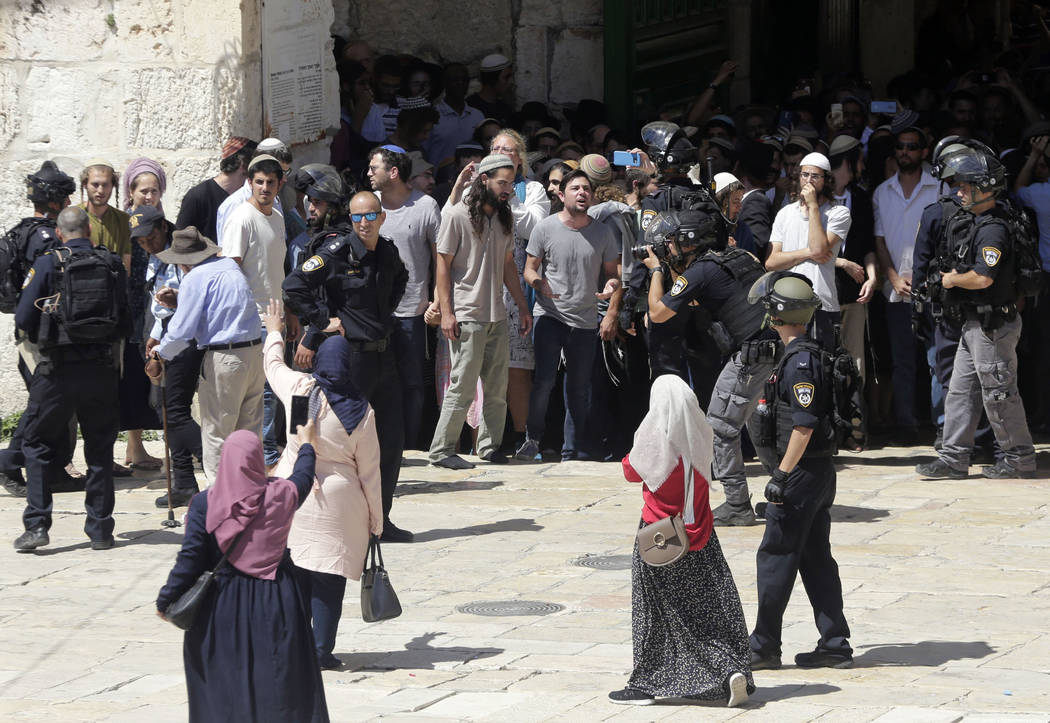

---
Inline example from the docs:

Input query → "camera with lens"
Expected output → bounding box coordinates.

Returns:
[631,238,670,263]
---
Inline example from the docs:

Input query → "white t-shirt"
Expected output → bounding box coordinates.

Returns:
[220,201,286,318]
[377,189,441,317]
[770,200,852,311]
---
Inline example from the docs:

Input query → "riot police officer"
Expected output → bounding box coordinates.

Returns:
[912,138,998,456]
[13,206,130,552]
[282,190,413,541]
[642,207,774,525]
[637,121,705,236]
[0,160,77,497]
[915,147,1037,479]
[747,271,852,670]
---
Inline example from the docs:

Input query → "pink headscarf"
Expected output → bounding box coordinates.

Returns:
[205,430,299,580]
[122,157,167,214]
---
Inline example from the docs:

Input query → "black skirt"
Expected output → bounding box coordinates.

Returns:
[628,528,756,700]
[183,552,329,723]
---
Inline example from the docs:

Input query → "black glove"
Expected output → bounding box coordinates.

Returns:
[764,468,791,504]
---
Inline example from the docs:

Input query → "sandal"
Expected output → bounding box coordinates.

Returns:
[125,458,163,471]
[112,463,133,477]
[65,464,86,480]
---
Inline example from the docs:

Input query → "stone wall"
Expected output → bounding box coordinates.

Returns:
[334,0,604,114]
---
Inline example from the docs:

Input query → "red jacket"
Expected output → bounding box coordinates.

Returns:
[623,454,713,551]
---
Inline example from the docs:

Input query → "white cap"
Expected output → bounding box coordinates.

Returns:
[799,152,831,172]
[480,54,510,72]
[257,137,287,153]
[713,172,740,194]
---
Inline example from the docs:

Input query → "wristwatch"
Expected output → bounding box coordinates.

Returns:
[648,266,663,279]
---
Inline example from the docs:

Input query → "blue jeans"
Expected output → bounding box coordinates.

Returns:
[526,316,597,459]
[392,315,426,450]
[262,380,280,466]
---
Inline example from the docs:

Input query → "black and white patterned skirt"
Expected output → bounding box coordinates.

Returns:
[628,528,756,700]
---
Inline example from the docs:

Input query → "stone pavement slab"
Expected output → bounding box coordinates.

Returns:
[0,438,1048,720]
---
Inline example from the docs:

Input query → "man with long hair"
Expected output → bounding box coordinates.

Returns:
[427,154,532,469]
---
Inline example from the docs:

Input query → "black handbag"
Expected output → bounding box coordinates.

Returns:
[165,530,244,631]
[360,535,402,622]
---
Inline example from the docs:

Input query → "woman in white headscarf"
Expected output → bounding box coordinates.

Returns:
[609,374,754,708]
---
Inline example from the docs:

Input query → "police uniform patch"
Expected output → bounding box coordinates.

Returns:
[641,210,657,230]
[21,268,34,289]
[301,255,324,272]
[981,246,1001,267]
[793,382,815,407]
[129,214,140,229]
[670,276,688,296]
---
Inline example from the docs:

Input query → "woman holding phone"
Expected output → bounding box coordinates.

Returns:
[262,299,384,669]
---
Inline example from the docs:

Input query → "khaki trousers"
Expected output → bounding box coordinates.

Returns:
[198,345,265,483]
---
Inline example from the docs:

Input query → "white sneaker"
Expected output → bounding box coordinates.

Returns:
[726,671,749,708]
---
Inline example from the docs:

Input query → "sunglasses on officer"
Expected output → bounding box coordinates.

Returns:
[351,211,380,222]
[896,141,922,151]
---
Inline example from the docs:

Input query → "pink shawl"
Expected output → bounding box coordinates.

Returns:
[205,431,298,580]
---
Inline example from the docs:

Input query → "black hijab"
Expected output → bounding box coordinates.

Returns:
[311,335,368,435]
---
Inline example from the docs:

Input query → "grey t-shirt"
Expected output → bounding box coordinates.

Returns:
[377,189,441,317]
[526,213,619,329]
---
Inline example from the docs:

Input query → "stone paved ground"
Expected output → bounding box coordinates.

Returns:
[1,437,1049,722]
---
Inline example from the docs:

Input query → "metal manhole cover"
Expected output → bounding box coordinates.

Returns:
[572,555,633,570]
[456,600,564,616]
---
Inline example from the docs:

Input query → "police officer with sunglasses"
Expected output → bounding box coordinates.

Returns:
[282,190,412,541]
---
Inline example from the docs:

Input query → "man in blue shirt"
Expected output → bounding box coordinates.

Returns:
[146,227,263,483]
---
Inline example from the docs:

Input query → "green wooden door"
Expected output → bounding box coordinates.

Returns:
[605,0,732,131]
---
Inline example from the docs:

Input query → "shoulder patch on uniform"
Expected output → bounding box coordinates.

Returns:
[301,255,324,272]
[981,246,1001,267]
[670,275,688,296]
[641,210,657,230]
[21,268,34,289]
[793,382,815,407]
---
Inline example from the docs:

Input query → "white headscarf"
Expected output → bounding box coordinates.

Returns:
[628,374,714,493]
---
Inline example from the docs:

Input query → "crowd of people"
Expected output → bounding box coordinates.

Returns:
[2,12,1050,716]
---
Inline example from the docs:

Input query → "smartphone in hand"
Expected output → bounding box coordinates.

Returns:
[612,150,641,167]
[290,394,310,433]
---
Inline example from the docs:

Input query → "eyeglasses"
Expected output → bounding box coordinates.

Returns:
[798,171,824,180]
[896,142,922,151]
[351,212,379,222]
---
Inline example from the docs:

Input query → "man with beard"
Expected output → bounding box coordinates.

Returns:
[427,154,532,469]
[872,127,940,445]
[368,147,441,451]
[516,170,620,462]
[282,191,412,541]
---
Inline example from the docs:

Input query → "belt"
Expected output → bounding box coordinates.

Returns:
[201,338,262,352]
[347,337,389,352]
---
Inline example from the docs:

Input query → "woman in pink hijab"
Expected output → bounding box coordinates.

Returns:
[156,424,329,723]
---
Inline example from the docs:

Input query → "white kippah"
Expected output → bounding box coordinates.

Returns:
[799,152,831,172]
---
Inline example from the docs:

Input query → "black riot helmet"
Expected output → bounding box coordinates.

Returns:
[26,160,76,206]
[674,204,728,254]
[748,271,820,326]
[930,136,998,182]
[939,148,1006,205]
[641,121,696,173]
[302,164,349,206]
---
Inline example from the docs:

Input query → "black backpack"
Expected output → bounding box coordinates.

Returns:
[38,246,123,348]
[989,200,1043,298]
[779,339,866,451]
[0,217,55,313]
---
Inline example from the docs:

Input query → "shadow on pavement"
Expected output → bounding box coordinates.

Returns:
[395,479,505,496]
[413,517,542,543]
[744,682,841,705]
[838,455,935,467]
[853,640,995,667]
[117,529,185,545]
[334,632,502,671]
[830,505,891,523]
